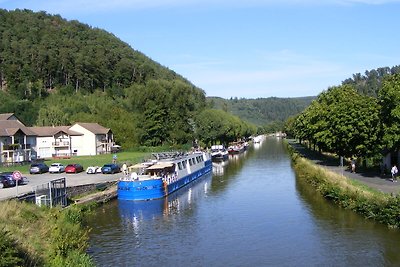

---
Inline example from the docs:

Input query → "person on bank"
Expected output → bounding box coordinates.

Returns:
[351,159,356,173]
[391,165,398,182]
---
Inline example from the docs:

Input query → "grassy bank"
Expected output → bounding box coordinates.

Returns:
[288,144,400,228]
[0,200,95,266]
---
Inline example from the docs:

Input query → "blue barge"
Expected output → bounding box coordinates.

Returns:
[118,151,212,201]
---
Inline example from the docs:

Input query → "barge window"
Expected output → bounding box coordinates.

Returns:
[178,162,182,170]
[182,160,187,169]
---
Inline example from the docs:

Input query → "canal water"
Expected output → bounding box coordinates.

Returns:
[87,138,400,266]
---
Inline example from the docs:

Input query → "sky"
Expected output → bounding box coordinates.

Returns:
[2,0,400,99]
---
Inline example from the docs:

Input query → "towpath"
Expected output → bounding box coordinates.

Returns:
[288,140,400,195]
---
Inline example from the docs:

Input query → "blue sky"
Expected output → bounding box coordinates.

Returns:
[2,0,400,99]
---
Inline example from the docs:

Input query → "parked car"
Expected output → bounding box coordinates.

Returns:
[49,163,65,173]
[101,163,120,174]
[86,166,102,174]
[30,163,49,174]
[0,174,16,188]
[65,164,84,173]
[0,172,27,185]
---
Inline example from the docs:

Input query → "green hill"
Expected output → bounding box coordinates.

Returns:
[0,9,193,97]
[207,96,315,126]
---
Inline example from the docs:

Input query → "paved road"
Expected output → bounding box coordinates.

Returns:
[288,140,400,195]
[0,171,121,201]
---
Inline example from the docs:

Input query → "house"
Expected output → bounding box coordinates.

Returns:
[0,113,116,164]
[0,117,37,164]
[28,126,82,159]
[69,123,115,156]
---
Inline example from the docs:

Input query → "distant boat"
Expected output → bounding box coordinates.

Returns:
[118,151,212,201]
[228,141,248,155]
[253,135,262,143]
[211,145,229,162]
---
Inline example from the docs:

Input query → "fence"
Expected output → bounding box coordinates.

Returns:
[34,178,67,208]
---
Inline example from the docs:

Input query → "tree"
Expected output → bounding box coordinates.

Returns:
[378,73,400,153]
[294,85,380,159]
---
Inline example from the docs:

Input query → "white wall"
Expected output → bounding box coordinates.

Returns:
[69,124,96,156]
[36,136,53,158]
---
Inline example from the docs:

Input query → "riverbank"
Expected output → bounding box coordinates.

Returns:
[287,140,400,228]
[0,179,117,266]
[0,199,95,266]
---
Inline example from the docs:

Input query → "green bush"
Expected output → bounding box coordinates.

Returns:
[0,228,24,267]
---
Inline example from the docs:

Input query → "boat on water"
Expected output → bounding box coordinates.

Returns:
[119,173,212,222]
[227,141,248,155]
[210,145,229,162]
[118,151,212,201]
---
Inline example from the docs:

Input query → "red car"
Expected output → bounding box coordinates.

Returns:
[65,164,84,173]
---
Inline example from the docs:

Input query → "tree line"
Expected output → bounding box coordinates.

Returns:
[286,72,400,167]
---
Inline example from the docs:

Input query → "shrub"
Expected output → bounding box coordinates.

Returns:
[0,228,24,267]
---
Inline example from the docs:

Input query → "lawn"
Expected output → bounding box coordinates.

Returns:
[0,151,150,174]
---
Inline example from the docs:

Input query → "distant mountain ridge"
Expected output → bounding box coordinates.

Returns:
[207,96,315,126]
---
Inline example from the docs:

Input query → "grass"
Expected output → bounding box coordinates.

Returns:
[0,151,150,174]
[0,200,95,266]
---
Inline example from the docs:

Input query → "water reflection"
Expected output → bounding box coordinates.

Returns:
[295,170,400,266]
[212,160,229,176]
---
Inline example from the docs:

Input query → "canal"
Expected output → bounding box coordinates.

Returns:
[87,138,400,266]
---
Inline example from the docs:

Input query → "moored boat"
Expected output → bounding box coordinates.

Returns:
[211,145,229,162]
[118,151,212,201]
[227,141,247,154]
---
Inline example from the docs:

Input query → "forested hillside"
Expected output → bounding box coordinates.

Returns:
[0,9,255,148]
[0,9,187,97]
[342,66,400,97]
[207,96,315,126]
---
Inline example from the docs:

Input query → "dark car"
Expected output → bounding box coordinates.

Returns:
[30,163,49,174]
[0,172,27,185]
[101,163,120,174]
[0,175,16,188]
[65,164,84,173]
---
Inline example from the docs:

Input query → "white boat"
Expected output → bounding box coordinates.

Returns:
[211,145,229,161]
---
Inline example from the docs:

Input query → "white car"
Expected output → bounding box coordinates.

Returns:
[49,163,65,173]
[86,166,102,174]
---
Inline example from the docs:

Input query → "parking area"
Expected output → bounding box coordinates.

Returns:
[0,171,121,201]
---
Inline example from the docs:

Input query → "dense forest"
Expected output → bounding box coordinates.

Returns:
[0,9,259,148]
